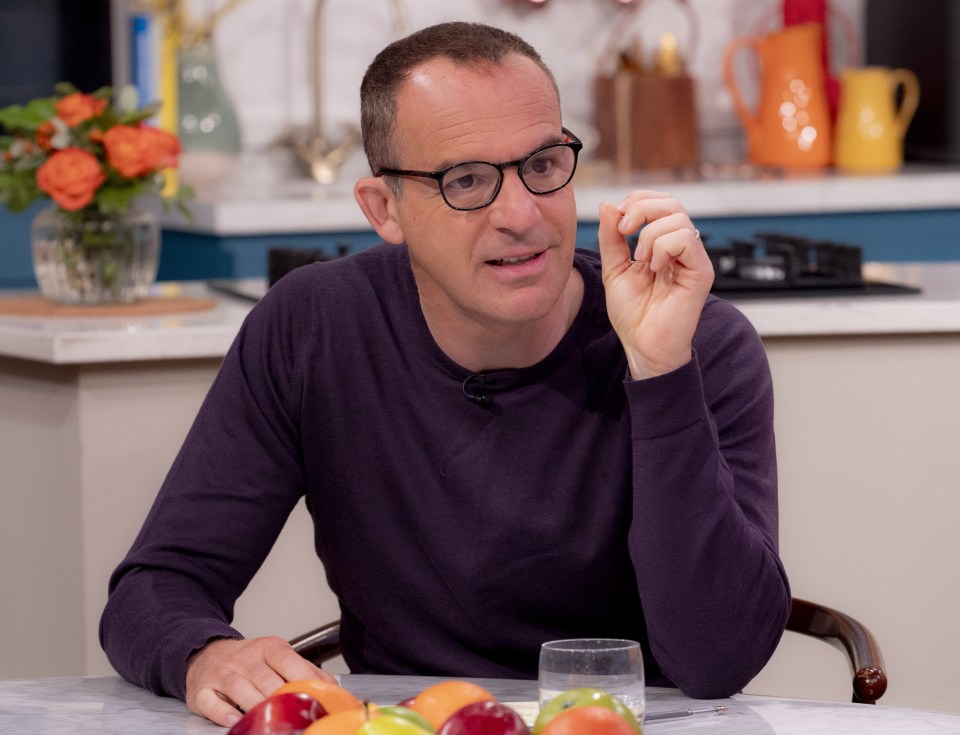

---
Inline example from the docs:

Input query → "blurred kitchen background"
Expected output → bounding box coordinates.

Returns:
[109,0,868,189]
[0,0,898,193]
[3,0,960,716]
[3,0,960,287]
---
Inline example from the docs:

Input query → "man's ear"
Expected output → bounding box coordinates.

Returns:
[354,177,404,244]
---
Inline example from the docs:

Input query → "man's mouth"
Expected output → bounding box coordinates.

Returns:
[488,252,542,266]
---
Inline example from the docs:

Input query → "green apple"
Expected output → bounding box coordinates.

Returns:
[375,705,435,732]
[360,712,435,735]
[533,688,640,735]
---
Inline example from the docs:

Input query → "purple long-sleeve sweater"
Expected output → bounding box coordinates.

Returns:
[100,244,790,702]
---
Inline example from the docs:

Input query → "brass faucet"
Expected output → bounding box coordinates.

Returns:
[284,0,409,184]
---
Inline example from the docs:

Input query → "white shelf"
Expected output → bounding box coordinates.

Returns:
[158,165,960,236]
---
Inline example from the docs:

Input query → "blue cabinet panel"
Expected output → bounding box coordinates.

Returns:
[0,206,42,289]
[157,229,384,280]
[4,207,960,287]
[692,210,960,262]
[577,209,960,262]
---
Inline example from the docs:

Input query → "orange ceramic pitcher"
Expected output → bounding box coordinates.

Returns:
[723,23,833,168]
[834,66,920,173]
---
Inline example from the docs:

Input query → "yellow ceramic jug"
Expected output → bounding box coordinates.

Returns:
[723,23,833,168]
[834,66,920,173]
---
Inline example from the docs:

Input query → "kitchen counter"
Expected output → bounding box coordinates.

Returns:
[0,262,959,364]
[2,262,959,713]
[0,283,251,365]
[160,164,960,236]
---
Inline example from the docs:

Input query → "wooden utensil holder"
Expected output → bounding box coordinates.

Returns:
[594,71,700,171]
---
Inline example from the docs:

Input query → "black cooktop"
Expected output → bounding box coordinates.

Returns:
[706,232,921,299]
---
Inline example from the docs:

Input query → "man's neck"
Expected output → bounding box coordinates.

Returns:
[419,270,584,373]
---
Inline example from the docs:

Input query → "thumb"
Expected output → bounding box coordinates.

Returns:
[597,202,632,281]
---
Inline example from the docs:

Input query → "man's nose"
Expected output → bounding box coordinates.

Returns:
[487,170,541,231]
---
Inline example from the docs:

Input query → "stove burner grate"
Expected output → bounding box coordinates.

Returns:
[705,232,920,298]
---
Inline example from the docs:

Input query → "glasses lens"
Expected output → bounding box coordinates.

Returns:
[440,163,501,210]
[521,144,577,194]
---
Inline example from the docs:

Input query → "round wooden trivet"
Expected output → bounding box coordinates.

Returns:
[0,295,217,318]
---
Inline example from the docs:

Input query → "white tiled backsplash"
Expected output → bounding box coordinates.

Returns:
[117,0,863,183]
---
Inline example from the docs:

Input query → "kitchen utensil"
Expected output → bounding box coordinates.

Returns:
[593,0,700,170]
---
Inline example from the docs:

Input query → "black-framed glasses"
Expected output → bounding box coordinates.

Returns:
[375,128,583,211]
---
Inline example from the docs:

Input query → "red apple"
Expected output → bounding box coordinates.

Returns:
[438,701,531,735]
[227,691,327,735]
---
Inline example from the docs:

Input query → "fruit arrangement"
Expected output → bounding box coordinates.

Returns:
[225,680,642,735]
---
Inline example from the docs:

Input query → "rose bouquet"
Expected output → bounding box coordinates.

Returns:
[0,83,192,303]
[0,83,191,216]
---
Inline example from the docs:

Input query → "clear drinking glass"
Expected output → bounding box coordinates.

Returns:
[538,638,645,721]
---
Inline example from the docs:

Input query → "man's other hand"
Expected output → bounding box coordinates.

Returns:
[185,636,336,726]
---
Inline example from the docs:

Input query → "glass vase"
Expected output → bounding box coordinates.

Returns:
[31,206,161,305]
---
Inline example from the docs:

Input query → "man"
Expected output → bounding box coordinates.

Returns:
[100,22,790,727]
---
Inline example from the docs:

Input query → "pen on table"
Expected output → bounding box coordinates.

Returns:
[646,705,728,722]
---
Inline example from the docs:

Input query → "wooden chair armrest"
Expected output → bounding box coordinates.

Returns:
[786,597,888,704]
[289,620,342,665]
[292,602,888,705]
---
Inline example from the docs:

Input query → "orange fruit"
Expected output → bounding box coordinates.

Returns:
[302,708,373,735]
[540,706,636,735]
[271,679,364,714]
[409,680,495,730]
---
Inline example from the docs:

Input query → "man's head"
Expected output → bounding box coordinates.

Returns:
[353,23,581,370]
[360,22,560,177]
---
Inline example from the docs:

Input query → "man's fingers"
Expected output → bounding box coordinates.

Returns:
[616,190,686,230]
[216,666,278,715]
[645,224,702,273]
[264,641,334,684]
[192,685,243,728]
[631,212,684,264]
[597,202,632,279]
[244,665,287,702]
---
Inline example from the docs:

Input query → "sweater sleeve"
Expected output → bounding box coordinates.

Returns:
[99,284,312,700]
[624,296,790,698]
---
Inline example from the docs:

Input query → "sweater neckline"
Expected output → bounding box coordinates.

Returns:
[397,247,605,391]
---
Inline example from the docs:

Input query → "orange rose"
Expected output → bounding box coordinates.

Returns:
[139,125,180,170]
[102,124,180,177]
[36,147,106,211]
[55,93,107,126]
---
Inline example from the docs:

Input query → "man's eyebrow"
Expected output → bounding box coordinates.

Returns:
[434,134,568,170]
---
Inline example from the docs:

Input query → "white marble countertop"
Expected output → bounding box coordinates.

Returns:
[0,282,253,365]
[735,262,960,338]
[160,164,960,236]
[2,262,960,365]
[1,675,959,734]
